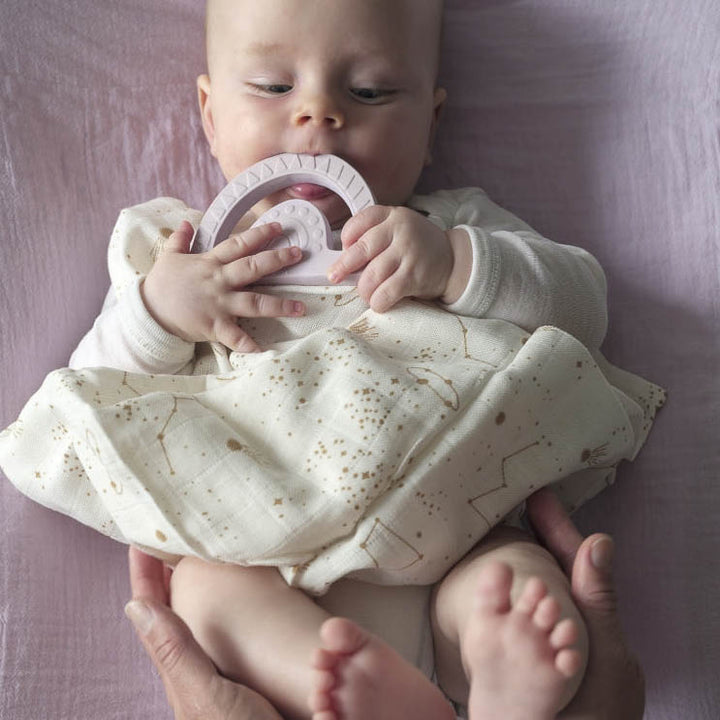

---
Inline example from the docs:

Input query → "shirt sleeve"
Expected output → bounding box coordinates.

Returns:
[68,279,195,373]
[68,198,199,374]
[409,188,608,349]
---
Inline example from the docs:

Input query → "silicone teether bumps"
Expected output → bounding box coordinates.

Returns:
[250,200,341,285]
[191,153,375,285]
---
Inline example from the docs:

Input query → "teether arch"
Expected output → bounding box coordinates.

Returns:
[191,153,375,284]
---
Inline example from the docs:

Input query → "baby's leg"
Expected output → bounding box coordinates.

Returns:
[431,527,589,720]
[170,558,329,720]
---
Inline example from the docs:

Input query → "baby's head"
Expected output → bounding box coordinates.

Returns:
[200,0,446,226]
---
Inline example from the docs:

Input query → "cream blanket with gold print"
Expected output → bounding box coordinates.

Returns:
[0,199,665,594]
[1,301,664,594]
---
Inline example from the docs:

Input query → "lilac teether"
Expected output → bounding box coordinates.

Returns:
[191,153,375,285]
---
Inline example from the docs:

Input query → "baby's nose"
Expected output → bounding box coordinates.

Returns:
[292,92,345,129]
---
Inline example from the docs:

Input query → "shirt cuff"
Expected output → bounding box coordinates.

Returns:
[121,278,195,368]
[441,225,501,319]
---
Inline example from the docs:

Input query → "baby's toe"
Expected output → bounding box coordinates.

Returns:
[475,561,513,614]
[533,595,561,632]
[555,647,583,679]
[549,618,578,650]
[514,576,547,616]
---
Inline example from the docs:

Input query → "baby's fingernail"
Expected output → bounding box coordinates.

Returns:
[590,536,614,572]
[293,302,305,315]
[290,246,302,258]
[124,600,155,636]
[327,269,339,283]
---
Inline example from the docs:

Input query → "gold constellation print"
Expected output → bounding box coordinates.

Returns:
[454,315,501,367]
[226,438,270,467]
[156,396,207,476]
[359,518,424,571]
[121,372,142,397]
[467,440,541,524]
[334,290,361,307]
[406,367,460,410]
[347,317,380,341]
[581,443,609,467]
[85,428,124,495]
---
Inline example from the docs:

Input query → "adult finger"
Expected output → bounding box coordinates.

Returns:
[129,546,170,606]
[210,223,284,264]
[525,487,584,576]
[570,533,619,617]
[124,599,221,712]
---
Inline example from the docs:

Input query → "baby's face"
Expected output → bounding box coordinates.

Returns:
[200,0,445,227]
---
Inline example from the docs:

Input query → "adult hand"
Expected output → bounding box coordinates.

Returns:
[526,488,645,720]
[125,547,283,720]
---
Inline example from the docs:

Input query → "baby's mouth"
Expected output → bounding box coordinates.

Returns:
[287,183,334,201]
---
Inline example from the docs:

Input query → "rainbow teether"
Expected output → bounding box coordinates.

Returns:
[191,153,375,285]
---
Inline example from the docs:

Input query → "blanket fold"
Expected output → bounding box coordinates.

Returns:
[0,300,664,594]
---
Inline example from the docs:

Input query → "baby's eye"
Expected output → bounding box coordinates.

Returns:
[350,87,396,103]
[250,83,293,96]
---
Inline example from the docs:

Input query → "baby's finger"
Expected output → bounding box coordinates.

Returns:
[159,221,195,256]
[215,318,261,354]
[356,253,401,309]
[226,291,306,320]
[210,223,284,264]
[328,225,390,284]
[224,245,304,287]
[340,206,391,249]
[365,266,406,314]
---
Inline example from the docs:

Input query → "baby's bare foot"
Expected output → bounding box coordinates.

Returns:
[463,561,583,720]
[308,617,455,720]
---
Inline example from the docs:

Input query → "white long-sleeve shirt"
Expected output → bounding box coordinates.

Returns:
[70,187,607,372]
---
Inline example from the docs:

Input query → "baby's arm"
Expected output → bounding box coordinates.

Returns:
[69,281,196,374]
[327,192,607,349]
[70,218,306,374]
[433,188,608,349]
[327,205,468,313]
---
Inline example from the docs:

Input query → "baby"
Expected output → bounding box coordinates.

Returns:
[5,0,653,718]
[147,1,595,719]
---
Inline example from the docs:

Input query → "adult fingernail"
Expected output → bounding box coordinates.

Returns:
[124,600,155,636]
[590,536,614,572]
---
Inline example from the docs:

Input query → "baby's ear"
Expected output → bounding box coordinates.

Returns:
[426,87,447,166]
[197,74,217,157]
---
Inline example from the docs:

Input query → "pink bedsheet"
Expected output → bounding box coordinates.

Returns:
[1,1,718,717]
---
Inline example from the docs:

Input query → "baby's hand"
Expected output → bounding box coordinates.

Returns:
[327,206,459,313]
[142,221,306,353]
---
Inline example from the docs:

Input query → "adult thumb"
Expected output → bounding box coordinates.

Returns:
[160,221,195,255]
[124,598,216,686]
[570,534,620,619]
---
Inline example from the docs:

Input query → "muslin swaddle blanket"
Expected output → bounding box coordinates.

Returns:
[0,200,665,594]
